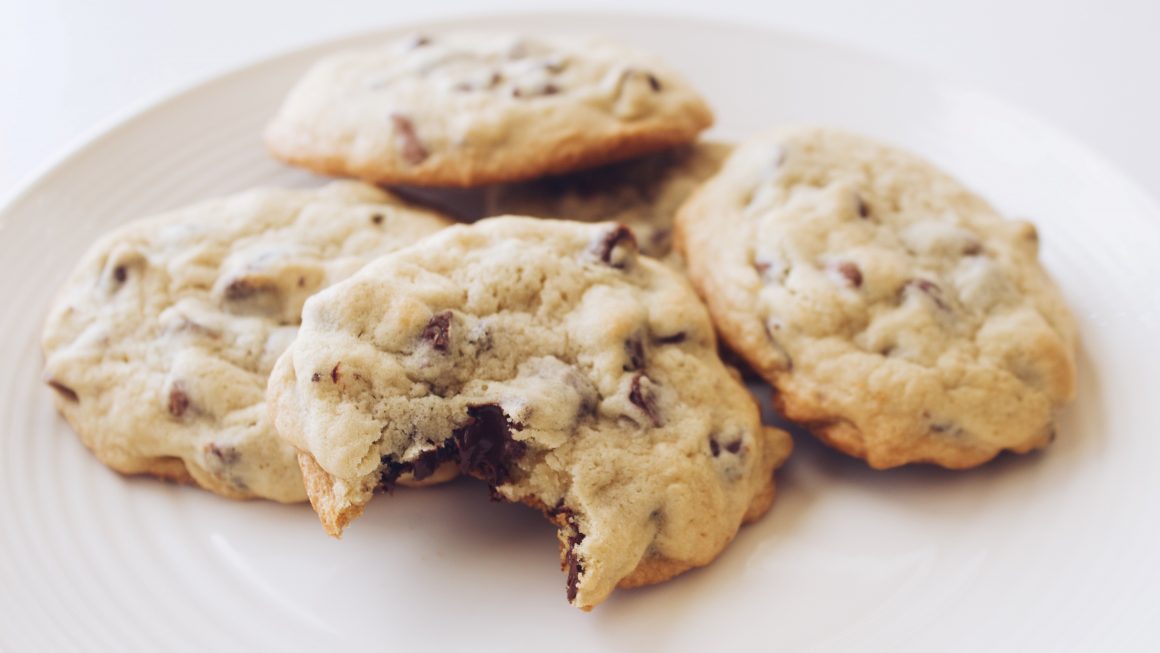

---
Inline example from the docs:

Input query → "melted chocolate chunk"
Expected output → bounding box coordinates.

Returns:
[113,265,128,284]
[837,261,863,288]
[378,458,410,493]
[410,445,456,481]
[168,385,189,418]
[654,331,686,345]
[623,336,645,372]
[565,527,585,602]
[592,225,637,268]
[629,373,662,427]
[453,404,526,486]
[390,113,429,165]
[47,380,79,403]
[330,363,341,383]
[421,311,452,351]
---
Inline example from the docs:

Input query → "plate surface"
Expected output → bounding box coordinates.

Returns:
[2,13,1158,652]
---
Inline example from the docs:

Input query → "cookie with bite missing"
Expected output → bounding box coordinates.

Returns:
[265,32,714,187]
[483,141,732,262]
[676,127,1077,469]
[267,217,792,609]
[41,182,455,502]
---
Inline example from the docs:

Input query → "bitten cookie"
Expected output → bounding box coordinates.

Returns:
[482,141,732,261]
[42,182,454,502]
[265,32,714,187]
[676,127,1077,469]
[268,217,792,609]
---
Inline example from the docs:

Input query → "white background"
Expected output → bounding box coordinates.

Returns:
[2,0,1158,201]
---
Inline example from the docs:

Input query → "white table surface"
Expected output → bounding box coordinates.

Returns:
[2,0,1157,203]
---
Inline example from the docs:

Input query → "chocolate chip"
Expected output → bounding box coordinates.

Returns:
[205,443,239,465]
[629,373,662,427]
[646,73,662,92]
[408,35,431,49]
[330,363,341,383]
[623,336,645,372]
[310,372,321,383]
[113,265,128,283]
[421,311,452,351]
[907,278,949,311]
[709,436,721,457]
[591,225,637,268]
[453,404,526,486]
[410,445,456,481]
[168,385,189,418]
[565,526,585,602]
[47,380,79,403]
[837,261,863,288]
[371,213,384,225]
[724,440,742,454]
[223,278,260,302]
[544,83,559,95]
[762,323,794,370]
[963,241,983,256]
[390,113,428,165]
[378,458,409,493]
[857,195,870,218]
[654,331,686,345]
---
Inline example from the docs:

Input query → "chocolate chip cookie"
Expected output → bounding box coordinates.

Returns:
[267,217,792,608]
[482,141,732,261]
[42,182,454,502]
[676,127,1076,469]
[265,32,714,187]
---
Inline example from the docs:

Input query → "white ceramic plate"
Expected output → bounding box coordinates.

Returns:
[2,12,1158,652]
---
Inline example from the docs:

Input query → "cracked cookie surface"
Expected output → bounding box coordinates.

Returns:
[268,217,792,609]
[676,127,1076,469]
[265,32,713,187]
[42,182,452,502]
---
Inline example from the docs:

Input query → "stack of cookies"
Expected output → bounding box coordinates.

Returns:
[41,31,1076,611]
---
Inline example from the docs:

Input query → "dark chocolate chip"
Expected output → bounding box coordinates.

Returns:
[565,527,585,602]
[223,278,261,302]
[709,436,721,457]
[371,213,384,225]
[646,73,662,92]
[453,404,526,486]
[113,265,128,284]
[724,440,742,454]
[629,373,662,427]
[963,241,983,256]
[857,195,870,218]
[390,113,429,165]
[654,331,686,345]
[623,336,645,372]
[543,83,559,95]
[408,35,432,49]
[907,278,949,311]
[310,372,321,383]
[378,458,409,493]
[410,444,457,481]
[421,311,452,351]
[47,380,79,403]
[330,363,341,383]
[168,385,189,418]
[592,225,637,268]
[837,261,863,288]
[205,443,239,465]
